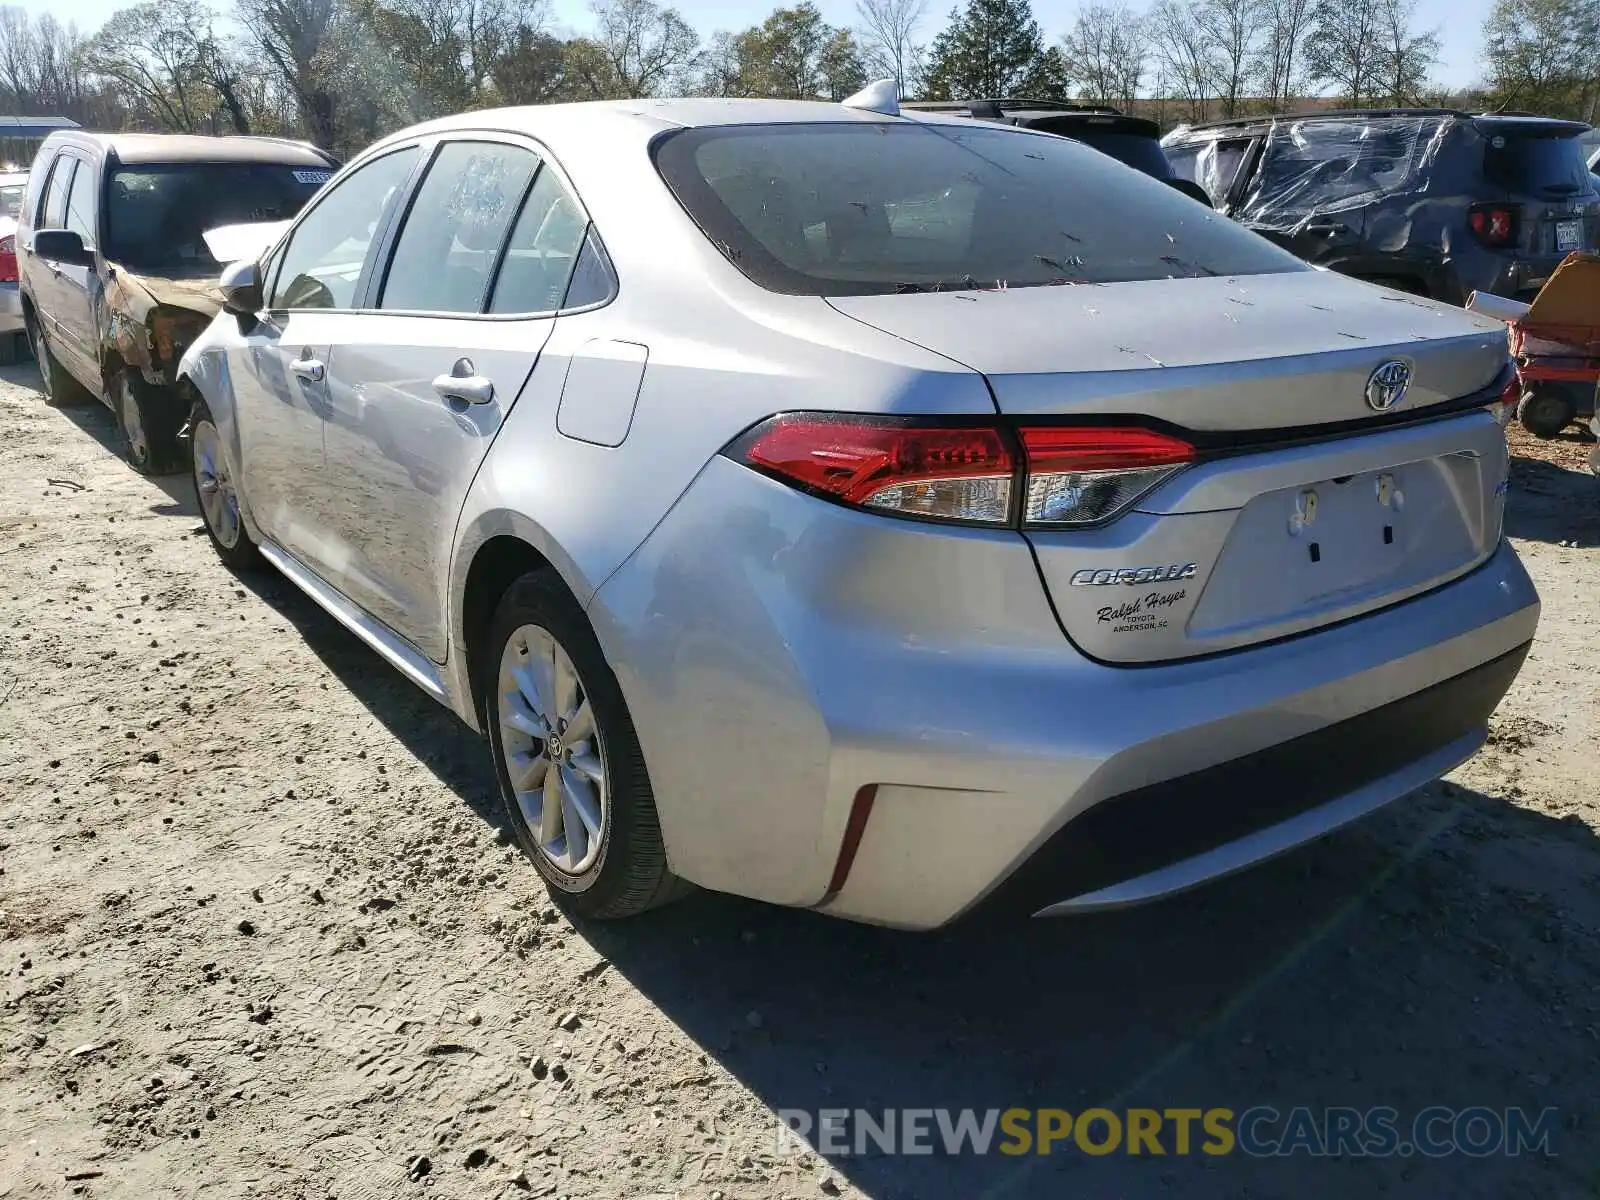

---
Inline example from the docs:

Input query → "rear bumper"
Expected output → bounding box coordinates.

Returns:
[591,459,1540,929]
[1479,251,1582,302]
[998,641,1528,918]
[0,283,23,335]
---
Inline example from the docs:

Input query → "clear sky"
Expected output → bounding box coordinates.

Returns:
[49,0,1490,89]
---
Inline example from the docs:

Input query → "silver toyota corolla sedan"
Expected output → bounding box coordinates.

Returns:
[178,91,1539,929]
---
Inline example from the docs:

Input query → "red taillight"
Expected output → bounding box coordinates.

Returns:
[735,414,1015,524]
[728,414,1195,528]
[1019,426,1195,526]
[1468,204,1518,247]
[0,235,15,284]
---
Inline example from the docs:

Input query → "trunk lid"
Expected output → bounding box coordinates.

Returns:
[828,270,1508,425]
[829,271,1512,663]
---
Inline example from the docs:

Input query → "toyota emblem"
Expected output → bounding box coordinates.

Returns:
[1365,360,1411,411]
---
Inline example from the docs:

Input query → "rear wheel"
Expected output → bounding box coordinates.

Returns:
[29,318,94,407]
[1517,386,1576,440]
[0,331,18,367]
[116,372,187,474]
[482,570,682,920]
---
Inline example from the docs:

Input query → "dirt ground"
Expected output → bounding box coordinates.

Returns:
[1,361,1597,1200]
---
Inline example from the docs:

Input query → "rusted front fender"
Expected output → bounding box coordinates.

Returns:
[104,265,224,388]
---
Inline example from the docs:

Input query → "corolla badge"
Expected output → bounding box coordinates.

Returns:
[1069,563,1198,587]
[1365,360,1412,411]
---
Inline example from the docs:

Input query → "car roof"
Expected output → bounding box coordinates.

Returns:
[45,131,334,166]
[0,172,26,186]
[385,96,980,144]
[367,97,1077,171]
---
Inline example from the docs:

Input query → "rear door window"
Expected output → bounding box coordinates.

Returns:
[1484,132,1593,196]
[654,122,1302,296]
[487,166,593,314]
[379,141,540,314]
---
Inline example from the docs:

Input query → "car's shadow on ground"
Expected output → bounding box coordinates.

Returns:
[233,566,1598,1198]
[1507,451,1598,545]
[2,362,200,516]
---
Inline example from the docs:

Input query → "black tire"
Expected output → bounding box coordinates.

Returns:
[482,570,682,920]
[28,317,95,407]
[1517,387,1576,440]
[190,397,261,571]
[116,372,188,475]
[0,331,18,367]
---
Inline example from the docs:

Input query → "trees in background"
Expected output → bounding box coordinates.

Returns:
[922,0,1067,99]
[85,0,254,132]
[1060,4,1146,107]
[0,0,1472,153]
[1481,0,1600,120]
[1147,0,1217,122]
[856,0,927,96]
[1304,0,1439,106]
[1259,0,1315,109]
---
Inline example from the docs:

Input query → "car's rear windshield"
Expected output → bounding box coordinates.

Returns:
[0,181,24,220]
[1482,129,1593,196]
[1028,121,1173,179]
[652,122,1304,296]
[106,162,332,274]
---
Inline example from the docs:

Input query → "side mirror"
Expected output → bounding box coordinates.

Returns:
[219,258,264,316]
[29,228,94,266]
[1166,178,1215,209]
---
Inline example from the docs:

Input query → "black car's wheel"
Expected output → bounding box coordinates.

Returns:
[29,318,95,407]
[116,372,187,475]
[483,570,684,920]
[1517,387,1576,440]
[0,330,18,367]
[190,398,261,571]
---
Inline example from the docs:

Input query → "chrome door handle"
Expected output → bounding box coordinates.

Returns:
[432,371,494,405]
[291,357,325,382]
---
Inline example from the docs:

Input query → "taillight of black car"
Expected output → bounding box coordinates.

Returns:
[1468,203,1520,248]
[727,414,1195,530]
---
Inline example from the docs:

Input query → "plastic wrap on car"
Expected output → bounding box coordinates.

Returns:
[1233,115,1457,234]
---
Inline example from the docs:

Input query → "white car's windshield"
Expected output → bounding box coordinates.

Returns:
[653,122,1305,296]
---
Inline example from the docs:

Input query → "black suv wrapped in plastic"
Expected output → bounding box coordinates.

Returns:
[1162,109,1600,304]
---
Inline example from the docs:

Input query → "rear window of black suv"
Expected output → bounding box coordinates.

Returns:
[652,122,1305,296]
[1482,125,1593,196]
